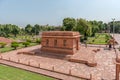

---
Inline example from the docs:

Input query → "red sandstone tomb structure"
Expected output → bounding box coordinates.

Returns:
[41,31,80,54]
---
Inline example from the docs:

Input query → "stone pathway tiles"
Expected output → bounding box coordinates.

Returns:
[0,60,83,80]
[110,34,120,48]
[70,47,97,64]
[1,45,120,80]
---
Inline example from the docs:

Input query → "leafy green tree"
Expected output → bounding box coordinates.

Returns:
[22,42,30,47]
[36,38,41,44]
[76,18,92,37]
[12,25,20,37]
[11,42,19,50]
[25,24,33,34]
[0,42,7,48]
[89,20,99,36]
[63,17,76,31]
[34,24,41,35]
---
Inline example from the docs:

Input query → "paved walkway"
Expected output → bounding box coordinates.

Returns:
[111,33,120,48]
[0,59,82,80]
[0,44,120,80]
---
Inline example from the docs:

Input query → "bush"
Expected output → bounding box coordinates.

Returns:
[26,39,32,43]
[11,43,19,50]
[36,38,41,44]
[11,42,18,44]
[0,42,7,48]
[80,37,84,42]
[22,42,30,47]
[92,40,95,42]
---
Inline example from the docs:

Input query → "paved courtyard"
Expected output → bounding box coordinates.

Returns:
[0,44,119,80]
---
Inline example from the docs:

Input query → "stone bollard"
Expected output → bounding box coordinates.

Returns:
[90,74,94,80]
[52,66,54,71]
[28,61,30,66]
[0,56,2,59]
[18,59,20,63]
[69,69,71,75]
[38,63,40,68]
[9,57,11,61]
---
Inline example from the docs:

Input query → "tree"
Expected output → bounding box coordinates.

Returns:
[12,25,20,37]
[25,24,33,35]
[36,38,41,44]
[0,42,7,48]
[63,17,76,31]
[11,42,19,50]
[76,18,92,37]
[22,42,30,47]
[89,20,100,36]
[34,24,41,35]
[108,21,120,33]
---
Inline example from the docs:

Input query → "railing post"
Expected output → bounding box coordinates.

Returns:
[9,57,11,61]
[69,69,71,75]
[18,59,20,63]
[116,64,120,80]
[28,61,30,66]
[90,74,92,80]
[52,66,54,71]
[38,63,40,68]
[0,56,2,59]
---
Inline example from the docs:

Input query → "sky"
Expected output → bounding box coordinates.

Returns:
[0,0,120,27]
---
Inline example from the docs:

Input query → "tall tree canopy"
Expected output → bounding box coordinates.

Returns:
[63,17,76,31]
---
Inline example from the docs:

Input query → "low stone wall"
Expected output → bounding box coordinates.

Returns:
[68,58,97,67]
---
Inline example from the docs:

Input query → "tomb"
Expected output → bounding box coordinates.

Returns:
[40,31,97,67]
[41,31,80,54]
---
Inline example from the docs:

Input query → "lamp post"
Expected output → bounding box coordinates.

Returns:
[112,18,115,38]
[112,18,115,49]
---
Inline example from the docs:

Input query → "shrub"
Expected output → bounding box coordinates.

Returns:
[80,37,84,42]
[22,42,30,47]
[36,38,41,44]
[0,42,7,48]
[11,43,19,50]
[11,42,18,44]
[92,40,95,42]
[26,39,32,43]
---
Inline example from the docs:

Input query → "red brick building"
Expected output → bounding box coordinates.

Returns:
[41,31,80,54]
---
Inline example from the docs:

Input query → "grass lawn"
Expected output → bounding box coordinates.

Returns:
[9,35,35,41]
[0,43,39,53]
[87,33,111,45]
[0,47,14,53]
[0,64,54,80]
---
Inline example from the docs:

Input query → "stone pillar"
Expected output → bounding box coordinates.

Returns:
[52,66,54,71]
[69,69,71,75]
[38,63,40,68]
[116,64,120,80]
[90,74,93,80]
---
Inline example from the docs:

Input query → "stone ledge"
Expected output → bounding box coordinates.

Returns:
[17,52,36,55]
[68,58,97,67]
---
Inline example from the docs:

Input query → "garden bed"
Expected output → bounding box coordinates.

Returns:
[87,33,111,45]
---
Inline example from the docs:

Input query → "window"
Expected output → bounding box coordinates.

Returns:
[63,40,67,46]
[46,39,49,46]
[54,39,57,46]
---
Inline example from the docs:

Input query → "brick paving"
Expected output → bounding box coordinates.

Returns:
[70,46,97,66]
[0,59,83,80]
[0,45,119,80]
[111,34,120,48]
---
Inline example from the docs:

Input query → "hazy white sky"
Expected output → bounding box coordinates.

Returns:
[0,0,120,27]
